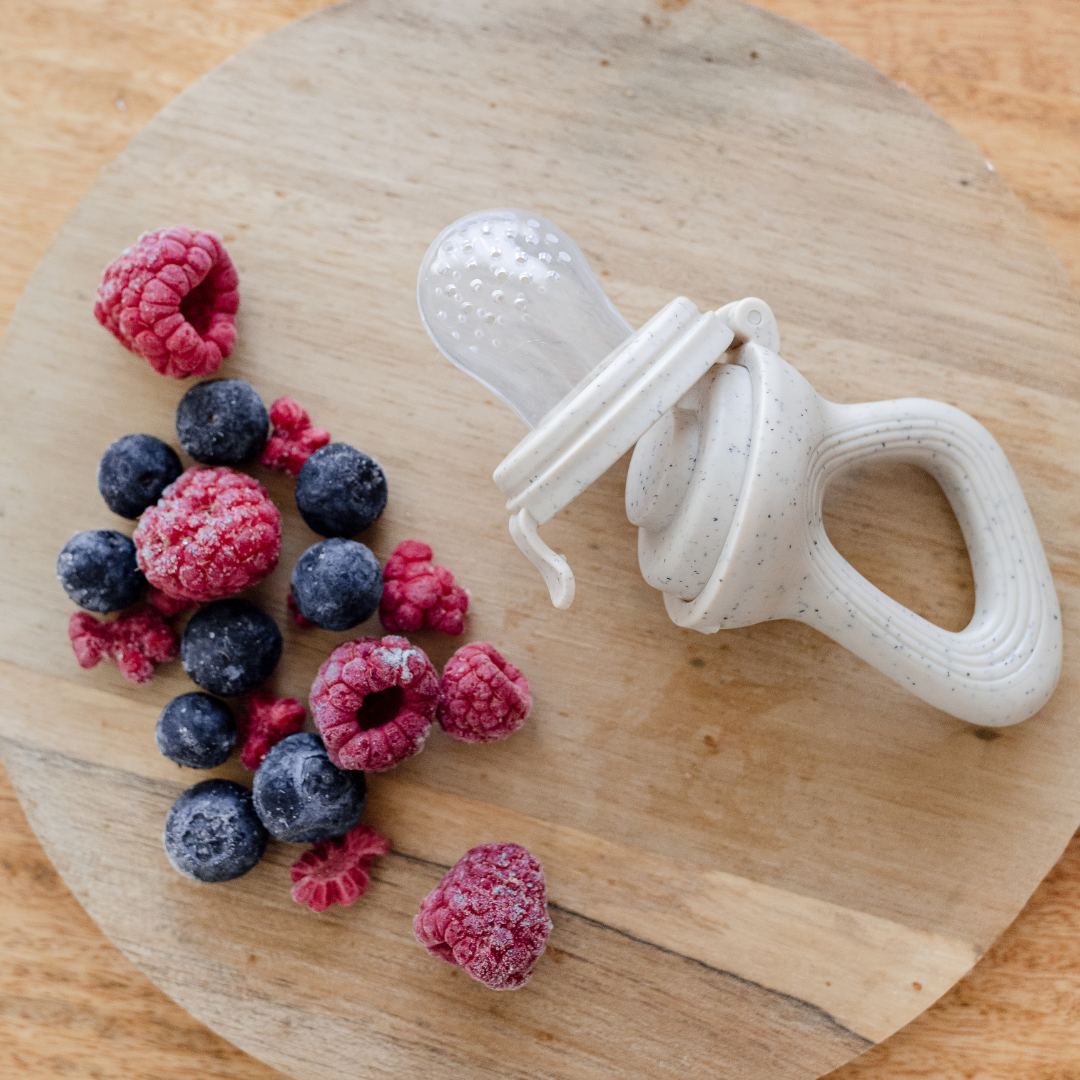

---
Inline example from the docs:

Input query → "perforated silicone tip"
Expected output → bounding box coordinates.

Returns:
[417,209,633,429]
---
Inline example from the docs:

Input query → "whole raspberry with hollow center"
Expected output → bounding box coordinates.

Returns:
[310,635,439,772]
[438,642,532,744]
[290,823,390,913]
[260,398,330,478]
[237,691,306,771]
[133,467,281,603]
[379,540,468,635]
[413,842,552,991]
[69,608,179,685]
[94,226,239,378]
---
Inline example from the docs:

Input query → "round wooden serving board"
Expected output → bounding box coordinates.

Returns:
[2,1,1079,1077]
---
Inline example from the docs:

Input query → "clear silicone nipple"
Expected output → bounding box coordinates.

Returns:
[417,209,633,428]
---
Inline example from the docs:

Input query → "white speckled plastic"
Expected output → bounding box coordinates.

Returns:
[419,211,1062,726]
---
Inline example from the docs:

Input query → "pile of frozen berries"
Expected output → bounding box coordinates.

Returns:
[58,228,552,992]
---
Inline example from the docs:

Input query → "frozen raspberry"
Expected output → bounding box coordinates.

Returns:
[260,398,331,478]
[287,592,315,629]
[146,586,196,618]
[413,842,552,991]
[133,467,281,602]
[379,541,468,635]
[438,643,532,744]
[68,607,179,685]
[237,691,306,770]
[310,635,439,772]
[290,823,389,913]
[94,226,239,378]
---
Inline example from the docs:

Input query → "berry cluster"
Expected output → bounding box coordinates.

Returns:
[71,227,551,993]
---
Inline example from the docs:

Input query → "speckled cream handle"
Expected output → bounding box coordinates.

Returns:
[662,344,1062,726]
[799,396,1062,725]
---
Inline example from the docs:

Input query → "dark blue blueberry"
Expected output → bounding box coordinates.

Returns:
[175,379,269,465]
[156,692,236,769]
[295,443,387,537]
[289,538,383,631]
[181,599,282,696]
[163,778,268,882]
[56,529,144,612]
[97,434,183,519]
[252,733,366,843]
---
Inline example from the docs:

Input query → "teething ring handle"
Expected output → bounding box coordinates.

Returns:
[802,397,1061,726]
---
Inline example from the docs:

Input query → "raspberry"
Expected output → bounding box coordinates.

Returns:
[290,823,390,913]
[287,592,315,629]
[260,398,330,478]
[379,541,468,635]
[133,467,281,602]
[69,607,179,685]
[94,226,239,378]
[237,691,306,770]
[413,842,552,991]
[310,635,439,772]
[146,586,196,618]
[438,643,532,744]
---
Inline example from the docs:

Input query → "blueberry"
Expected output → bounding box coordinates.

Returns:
[289,539,383,631]
[252,732,366,842]
[295,443,387,537]
[156,692,236,769]
[163,778,268,882]
[175,379,269,465]
[97,434,183,519]
[57,529,144,612]
[181,599,282,696]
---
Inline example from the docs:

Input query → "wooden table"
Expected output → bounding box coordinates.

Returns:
[1,1,1078,1077]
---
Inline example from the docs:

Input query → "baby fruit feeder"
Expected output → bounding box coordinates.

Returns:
[418,209,1062,727]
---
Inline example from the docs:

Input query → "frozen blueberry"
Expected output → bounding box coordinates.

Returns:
[181,599,282,696]
[97,434,183,519]
[156,692,236,769]
[175,379,269,465]
[57,529,144,612]
[289,538,383,631]
[295,443,387,537]
[163,778,268,882]
[252,732,366,843]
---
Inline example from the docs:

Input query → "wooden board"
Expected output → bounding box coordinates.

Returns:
[1,1,1079,1077]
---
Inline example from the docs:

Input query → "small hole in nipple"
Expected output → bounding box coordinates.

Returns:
[747,309,763,325]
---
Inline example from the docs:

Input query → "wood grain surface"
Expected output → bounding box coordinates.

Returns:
[1,1,1079,1078]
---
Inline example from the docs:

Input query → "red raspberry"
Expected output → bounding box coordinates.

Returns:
[438,643,532,744]
[237,691,306,770]
[287,592,314,629]
[379,540,468,635]
[290,823,390,913]
[310,635,439,772]
[94,226,239,378]
[413,842,552,991]
[260,398,331,478]
[133,467,281,602]
[145,586,197,619]
[68,608,179,685]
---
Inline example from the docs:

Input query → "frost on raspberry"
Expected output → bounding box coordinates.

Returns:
[379,540,468,635]
[68,608,179,685]
[133,467,281,602]
[438,642,532,744]
[413,842,552,991]
[94,226,239,378]
[290,823,390,913]
[260,398,331,478]
[237,691,306,770]
[309,635,439,772]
